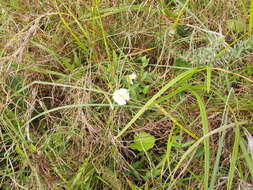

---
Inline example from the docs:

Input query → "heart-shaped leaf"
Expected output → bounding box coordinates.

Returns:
[130,132,156,151]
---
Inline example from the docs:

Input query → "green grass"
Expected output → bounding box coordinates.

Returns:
[1,0,253,189]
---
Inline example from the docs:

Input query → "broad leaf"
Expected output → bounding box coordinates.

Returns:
[130,132,156,151]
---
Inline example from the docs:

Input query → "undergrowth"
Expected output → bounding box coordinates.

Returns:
[0,0,253,189]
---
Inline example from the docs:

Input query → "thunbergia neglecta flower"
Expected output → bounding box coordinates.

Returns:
[128,73,137,84]
[113,88,130,105]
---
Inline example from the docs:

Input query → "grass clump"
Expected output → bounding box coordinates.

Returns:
[0,0,253,189]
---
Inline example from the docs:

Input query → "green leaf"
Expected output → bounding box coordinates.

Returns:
[144,169,161,180]
[174,58,188,68]
[176,25,192,37]
[142,85,150,94]
[130,132,156,151]
[140,56,149,68]
[247,126,253,131]
[6,75,25,93]
[126,179,143,190]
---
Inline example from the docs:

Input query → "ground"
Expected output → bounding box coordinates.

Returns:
[0,0,253,189]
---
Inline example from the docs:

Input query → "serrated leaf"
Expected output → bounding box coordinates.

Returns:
[130,132,156,151]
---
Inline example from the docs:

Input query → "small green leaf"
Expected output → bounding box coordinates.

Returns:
[6,75,24,93]
[246,126,253,131]
[143,85,150,94]
[195,145,204,158]
[140,56,149,68]
[174,58,188,68]
[126,179,142,190]
[176,25,192,37]
[15,145,25,158]
[130,132,156,151]
[144,169,161,180]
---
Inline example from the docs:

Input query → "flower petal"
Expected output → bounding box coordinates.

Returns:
[113,88,129,105]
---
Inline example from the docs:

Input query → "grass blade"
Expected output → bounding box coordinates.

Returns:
[206,67,211,93]
[191,91,210,190]
[249,0,253,34]
[227,122,240,189]
[209,88,233,190]
[239,139,253,178]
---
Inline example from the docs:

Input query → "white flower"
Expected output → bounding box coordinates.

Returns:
[113,88,130,105]
[128,73,137,84]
